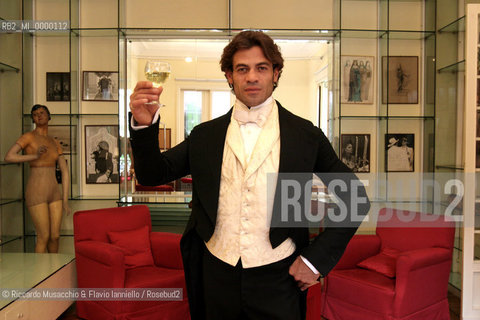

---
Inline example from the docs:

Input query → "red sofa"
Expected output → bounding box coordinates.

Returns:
[310,208,455,320]
[73,205,190,320]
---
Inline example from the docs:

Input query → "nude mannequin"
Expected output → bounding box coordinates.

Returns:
[4,105,71,253]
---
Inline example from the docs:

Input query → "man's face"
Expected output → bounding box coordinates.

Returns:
[225,46,279,107]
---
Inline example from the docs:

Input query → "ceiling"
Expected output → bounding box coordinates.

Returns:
[130,39,328,61]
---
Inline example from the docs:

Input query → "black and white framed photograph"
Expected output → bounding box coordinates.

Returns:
[46,72,70,101]
[82,71,119,101]
[85,125,119,184]
[340,56,374,104]
[49,125,76,155]
[385,133,415,172]
[382,56,418,104]
[340,134,370,173]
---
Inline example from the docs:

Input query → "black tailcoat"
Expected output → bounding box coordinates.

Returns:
[130,102,370,319]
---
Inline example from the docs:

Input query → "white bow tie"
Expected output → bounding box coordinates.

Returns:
[233,108,268,127]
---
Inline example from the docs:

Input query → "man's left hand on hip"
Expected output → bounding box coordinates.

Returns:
[289,256,322,291]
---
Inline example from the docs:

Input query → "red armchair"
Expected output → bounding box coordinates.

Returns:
[73,205,190,320]
[315,208,455,320]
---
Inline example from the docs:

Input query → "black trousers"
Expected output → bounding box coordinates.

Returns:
[202,247,304,320]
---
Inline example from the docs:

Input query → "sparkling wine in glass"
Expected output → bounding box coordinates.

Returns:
[144,60,171,106]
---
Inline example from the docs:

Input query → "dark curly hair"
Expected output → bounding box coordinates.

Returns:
[31,104,51,120]
[220,31,284,86]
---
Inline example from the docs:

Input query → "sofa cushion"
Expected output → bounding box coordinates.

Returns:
[357,247,400,278]
[327,268,395,312]
[108,225,154,269]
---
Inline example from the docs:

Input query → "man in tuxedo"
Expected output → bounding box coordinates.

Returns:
[129,31,370,320]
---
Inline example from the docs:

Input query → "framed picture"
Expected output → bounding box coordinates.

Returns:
[158,127,171,150]
[85,125,119,184]
[82,71,119,101]
[340,56,374,104]
[49,125,76,155]
[385,133,415,172]
[477,111,480,137]
[477,141,480,168]
[46,72,70,101]
[340,134,370,173]
[477,47,480,75]
[382,56,418,104]
[477,79,480,105]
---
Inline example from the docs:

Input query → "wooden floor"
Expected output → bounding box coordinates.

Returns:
[58,292,462,320]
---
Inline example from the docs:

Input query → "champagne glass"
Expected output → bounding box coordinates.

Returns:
[144,60,171,107]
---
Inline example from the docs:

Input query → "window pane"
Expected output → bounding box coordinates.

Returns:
[184,91,202,138]
[211,91,231,119]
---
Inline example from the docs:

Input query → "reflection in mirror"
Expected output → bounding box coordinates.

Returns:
[122,37,331,201]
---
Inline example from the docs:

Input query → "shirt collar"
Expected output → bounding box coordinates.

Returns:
[233,96,274,127]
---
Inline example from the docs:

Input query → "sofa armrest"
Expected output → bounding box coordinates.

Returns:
[396,247,451,274]
[75,240,126,288]
[150,232,183,270]
[76,240,125,266]
[333,234,381,270]
[393,247,453,316]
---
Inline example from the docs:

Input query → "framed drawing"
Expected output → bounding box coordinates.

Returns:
[85,125,119,184]
[340,56,374,104]
[158,127,171,150]
[82,71,119,101]
[382,56,418,104]
[385,133,415,172]
[49,125,76,155]
[46,72,70,101]
[340,134,370,173]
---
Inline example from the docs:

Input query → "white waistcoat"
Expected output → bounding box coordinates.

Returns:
[205,101,296,268]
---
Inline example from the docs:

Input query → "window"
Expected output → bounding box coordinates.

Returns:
[184,91,203,137]
[180,89,233,140]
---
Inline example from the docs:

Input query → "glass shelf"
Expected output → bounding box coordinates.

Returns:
[437,60,465,74]
[438,15,465,33]
[28,30,70,37]
[0,61,19,72]
[336,115,435,120]
[0,236,22,247]
[70,196,119,201]
[0,161,20,166]
[23,113,120,117]
[120,27,339,39]
[435,165,465,171]
[70,28,119,37]
[388,30,435,40]
[339,29,434,40]
[0,199,22,206]
[340,29,386,39]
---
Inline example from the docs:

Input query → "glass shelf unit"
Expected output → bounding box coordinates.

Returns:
[0,3,23,250]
